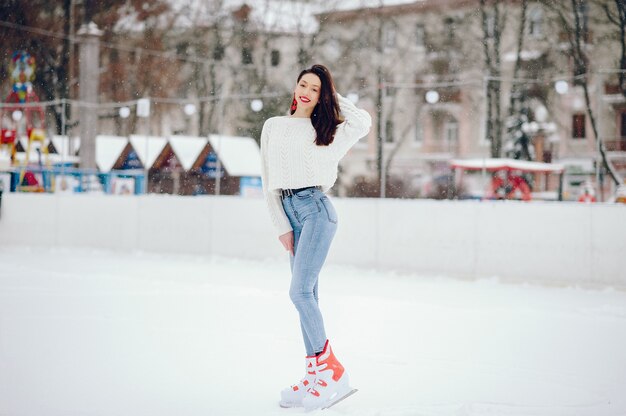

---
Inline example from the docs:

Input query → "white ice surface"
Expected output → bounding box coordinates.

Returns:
[1,246,625,416]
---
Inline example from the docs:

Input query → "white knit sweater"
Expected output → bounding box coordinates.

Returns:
[260,93,372,236]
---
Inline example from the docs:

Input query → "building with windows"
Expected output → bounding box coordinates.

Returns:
[104,1,321,140]
[314,0,625,199]
[86,0,625,198]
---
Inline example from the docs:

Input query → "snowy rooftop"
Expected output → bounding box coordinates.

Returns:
[169,135,208,171]
[83,134,261,176]
[117,0,322,35]
[208,134,261,177]
[116,0,427,36]
[129,135,169,170]
[320,0,424,13]
[96,135,128,172]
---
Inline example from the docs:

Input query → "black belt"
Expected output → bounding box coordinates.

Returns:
[281,186,321,198]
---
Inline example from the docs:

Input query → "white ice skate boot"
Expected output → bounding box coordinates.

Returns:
[302,340,357,411]
[279,356,317,408]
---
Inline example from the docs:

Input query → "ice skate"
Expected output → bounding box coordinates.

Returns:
[302,340,357,412]
[279,356,317,408]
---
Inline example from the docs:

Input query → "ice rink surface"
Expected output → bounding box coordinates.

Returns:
[1,246,625,416]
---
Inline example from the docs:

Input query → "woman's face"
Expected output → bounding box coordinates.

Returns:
[294,73,322,110]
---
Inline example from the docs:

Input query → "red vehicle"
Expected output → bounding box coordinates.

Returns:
[450,158,565,201]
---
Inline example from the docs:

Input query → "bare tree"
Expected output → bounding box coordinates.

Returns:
[176,0,229,135]
[542,0,621,185]
[596,0,626,97]
[480,0,505,157]
[317,0,388,192]
[0,0,108,134]
[504,0,535,161]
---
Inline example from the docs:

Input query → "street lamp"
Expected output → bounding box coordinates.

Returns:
[183,103,197,116]
[425,90,440,104]
[250,99,263,112]
[555,80,568,95]
[119,106,130,119]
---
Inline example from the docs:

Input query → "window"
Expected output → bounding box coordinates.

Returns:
[528,6,543,38]
[414,122,423,143]
[356,29,371,48]
[621,111,626,138]
[176,42,189,56]
[415,23,425,48]
[213,44,224,61]
[444,17,455,42]
[384,23,396,48]
[242,47,253,65]
[384,74,395,96]
[298,48,309,66]
[572,113,586,139]
[385,119,394,142]
[271,49,280,67]
[443,119,459,144]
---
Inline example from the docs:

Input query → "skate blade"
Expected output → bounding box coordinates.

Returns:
[278,400,300,408]
[321,388,358,410]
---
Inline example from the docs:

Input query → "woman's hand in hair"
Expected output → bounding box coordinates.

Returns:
[279,231,295,256]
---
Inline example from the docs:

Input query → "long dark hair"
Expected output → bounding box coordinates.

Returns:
[291,64,343,146]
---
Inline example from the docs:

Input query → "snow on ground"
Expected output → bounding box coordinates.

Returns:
[1,246,625,416]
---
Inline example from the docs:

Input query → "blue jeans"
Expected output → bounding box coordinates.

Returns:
[282,188,338,356]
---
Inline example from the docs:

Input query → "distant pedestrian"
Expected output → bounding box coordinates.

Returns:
[578,187,597,203]
[260,64,371,411]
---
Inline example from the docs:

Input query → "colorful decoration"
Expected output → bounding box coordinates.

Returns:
[2,50,49,190]
[9,51,36,103]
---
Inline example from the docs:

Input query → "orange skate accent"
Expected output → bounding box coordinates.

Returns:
[292,385,299,391]
[303,380,309,386]
[316,340,345,382]
[317,379,328,387]
[310,389,320,397]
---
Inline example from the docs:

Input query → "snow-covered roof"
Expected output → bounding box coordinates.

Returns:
[5,133,261,176]
[51,135,80,157]
[248,1,320,35]
[318,0,423,13]
[208,134,261,177]
[450,158,565,173]
[169,135,208,170]
[118,0,321,35]
[129,135,168,169]
[17,138,28,151]
[96,135,128,172]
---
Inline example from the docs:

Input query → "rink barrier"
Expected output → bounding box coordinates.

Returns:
[0,193,624,288]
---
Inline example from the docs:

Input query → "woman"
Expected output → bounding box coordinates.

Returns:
[260,64,371,410]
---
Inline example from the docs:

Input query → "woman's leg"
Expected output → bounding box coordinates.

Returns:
[289,233,315,356]
[285,199,316,356]
[289,211,336,355]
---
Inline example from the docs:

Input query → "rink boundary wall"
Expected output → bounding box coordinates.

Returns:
[0,193,624,287]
